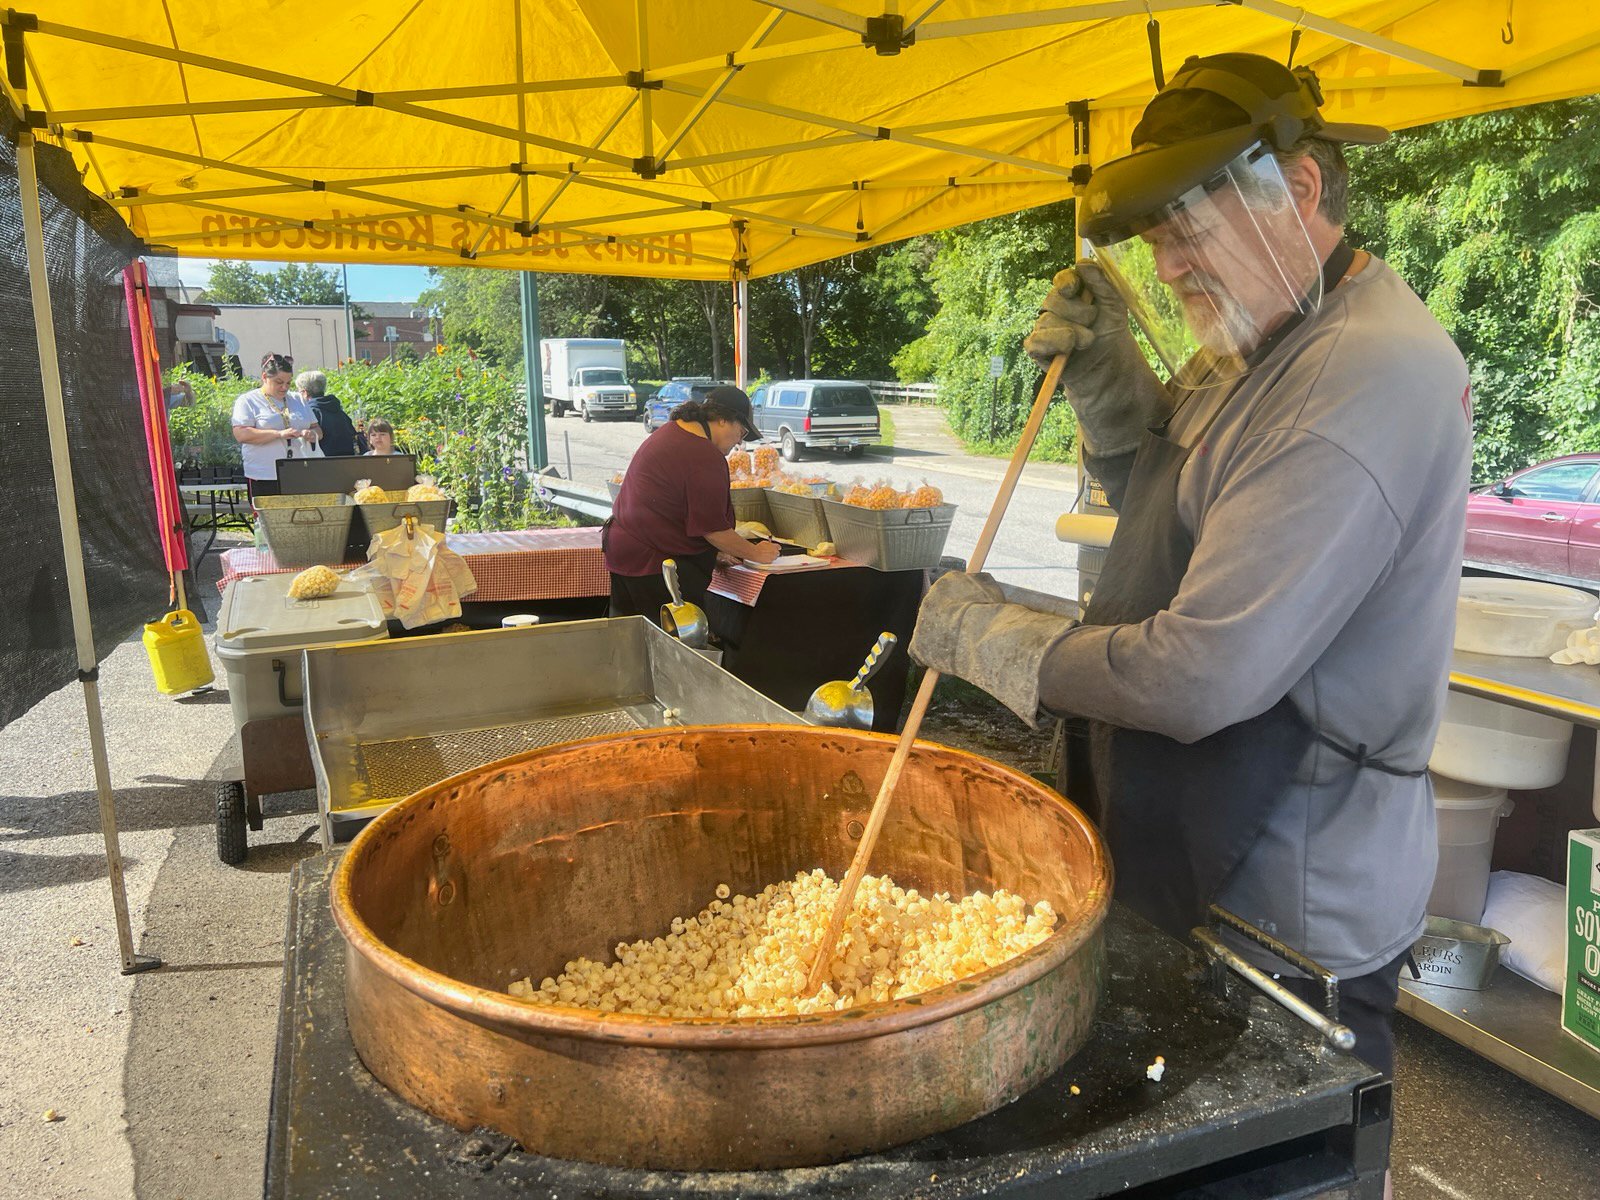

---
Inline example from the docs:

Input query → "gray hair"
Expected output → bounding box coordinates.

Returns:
[295,369,327,398]
[1279,137,1350,227]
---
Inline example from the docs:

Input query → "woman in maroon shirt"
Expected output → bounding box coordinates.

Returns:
[604,386,779,622]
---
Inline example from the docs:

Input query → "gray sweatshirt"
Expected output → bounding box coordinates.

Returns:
[1044,255,1472,977]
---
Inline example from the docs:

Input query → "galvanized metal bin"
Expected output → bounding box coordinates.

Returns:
[730,486,772,525]
[255,493,357,566]
[822,499,957,571]
[354,493,451,539]
[764,488,831,546]
[303,616,805,846]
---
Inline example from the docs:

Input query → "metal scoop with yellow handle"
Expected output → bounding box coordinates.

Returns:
[804,632,896,730]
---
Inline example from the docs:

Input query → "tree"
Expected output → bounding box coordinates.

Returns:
[895,200,1080,458]
[267,263,345,304]
[205,260,271,303]
[1345,96,1600,479]
[688,281,731,379]
[204,260,347,305]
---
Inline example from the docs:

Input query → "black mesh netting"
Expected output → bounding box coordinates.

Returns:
[1,115,166,729]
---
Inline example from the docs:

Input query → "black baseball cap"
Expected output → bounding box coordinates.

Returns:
[1133,53,1389,151]
[704,385,761,442]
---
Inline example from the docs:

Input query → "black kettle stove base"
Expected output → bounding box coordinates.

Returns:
[268,859,1390,1199]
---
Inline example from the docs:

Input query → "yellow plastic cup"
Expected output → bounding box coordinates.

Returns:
[142,609,214,695]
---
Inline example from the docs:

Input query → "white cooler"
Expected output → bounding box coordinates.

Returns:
[1427,773,1513,924]
[216,572,388,732]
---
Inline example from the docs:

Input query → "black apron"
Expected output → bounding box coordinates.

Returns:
[1078,243,1424,939]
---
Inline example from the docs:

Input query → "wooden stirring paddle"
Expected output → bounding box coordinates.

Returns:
[805,352,1071,995]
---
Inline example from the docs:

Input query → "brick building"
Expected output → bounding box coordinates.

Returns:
[355,301,440,361]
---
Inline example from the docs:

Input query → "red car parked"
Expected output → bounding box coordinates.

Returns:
[1465,453,1600,586]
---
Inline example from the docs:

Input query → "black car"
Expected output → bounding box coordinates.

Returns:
[643,378,732,430]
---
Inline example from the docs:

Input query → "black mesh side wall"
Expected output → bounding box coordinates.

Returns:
[1,118,165,728]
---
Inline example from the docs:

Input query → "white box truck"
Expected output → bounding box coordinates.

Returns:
[541,338,639,421]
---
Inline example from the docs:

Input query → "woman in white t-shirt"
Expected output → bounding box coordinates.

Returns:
[231,352,321,499]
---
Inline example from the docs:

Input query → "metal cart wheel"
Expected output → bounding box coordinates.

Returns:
[217,780,248,865]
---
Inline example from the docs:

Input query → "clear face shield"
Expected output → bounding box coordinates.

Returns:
[1083,141,1323,388]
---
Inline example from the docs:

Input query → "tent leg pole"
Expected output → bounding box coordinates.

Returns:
[519,271,548,471]
[735,276,749,389]
[16,133,160,978]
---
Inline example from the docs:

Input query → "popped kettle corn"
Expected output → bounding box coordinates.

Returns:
[507,870,1057,1019]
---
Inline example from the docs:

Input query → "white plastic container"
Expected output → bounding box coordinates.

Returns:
[1454,578,1596,658]
[1427,773,1513,924]
[1428,690,1573,790]
[215,572,388,732]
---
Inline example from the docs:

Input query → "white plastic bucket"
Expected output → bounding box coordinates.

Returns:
[1427,773,1513,924]
[1428,690,1572,790]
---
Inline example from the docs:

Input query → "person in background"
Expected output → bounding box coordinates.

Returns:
[231,352,320,500]
[163,378,195,409]
[353,417,371,455]
[364,418,397,455]
[604,385,778,623]
[297,370,358,456]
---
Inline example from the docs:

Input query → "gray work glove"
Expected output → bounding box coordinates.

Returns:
[909,572,1075,729]
[1023,260,1173,457]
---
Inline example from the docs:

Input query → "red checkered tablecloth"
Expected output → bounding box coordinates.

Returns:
[218,527,608,602]
[708,557,854,606]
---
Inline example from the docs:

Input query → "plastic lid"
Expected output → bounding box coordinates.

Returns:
[1429,772,1509,810]
[217,572,387,652]
[1457,578,1597,621]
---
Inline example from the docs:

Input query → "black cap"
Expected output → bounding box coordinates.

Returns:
[704,385,761,442]
[1133,53,1389,151]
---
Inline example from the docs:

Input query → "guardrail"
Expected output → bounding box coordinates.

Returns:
[864,381,939,405]
[533,467,613,522]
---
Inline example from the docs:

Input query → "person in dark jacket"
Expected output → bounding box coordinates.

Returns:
[296,369,358,456]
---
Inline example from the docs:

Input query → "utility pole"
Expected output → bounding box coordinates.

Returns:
[341,264,356,362]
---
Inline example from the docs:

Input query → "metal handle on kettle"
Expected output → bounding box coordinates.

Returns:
[1191,905,1356,1053]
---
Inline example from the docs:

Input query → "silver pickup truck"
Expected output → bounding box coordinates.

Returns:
[751,379,881,461]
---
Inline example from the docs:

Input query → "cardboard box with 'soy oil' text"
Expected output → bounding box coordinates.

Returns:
[1565,830,1600,1054]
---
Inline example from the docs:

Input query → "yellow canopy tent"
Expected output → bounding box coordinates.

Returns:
[5,1,1599,282]
[4,1,1599,976]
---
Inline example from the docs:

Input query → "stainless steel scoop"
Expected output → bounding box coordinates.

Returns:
[804,632,896,729]
[659,558,710,649]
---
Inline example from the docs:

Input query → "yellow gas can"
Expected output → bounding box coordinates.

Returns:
[143,609,214,695]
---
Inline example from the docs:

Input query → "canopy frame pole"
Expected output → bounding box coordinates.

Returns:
[732,220,750,388]
[644,31,860,83]
[44,96,346,124]
[652,11,787,169]
[655,80,1079,178]
[528,94,640,229]
[751,0,867,35]
[635,0,654,170]
[519,273,548,472]
[749,114,1070,268]
[15,131,159,978]
[21,18,637,168]
[1242,0,1494,84]
[110,167,515,209]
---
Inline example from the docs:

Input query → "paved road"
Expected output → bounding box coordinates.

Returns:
[544,404,1084,598]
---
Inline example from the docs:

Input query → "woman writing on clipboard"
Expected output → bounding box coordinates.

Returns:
[604,385,778,622]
